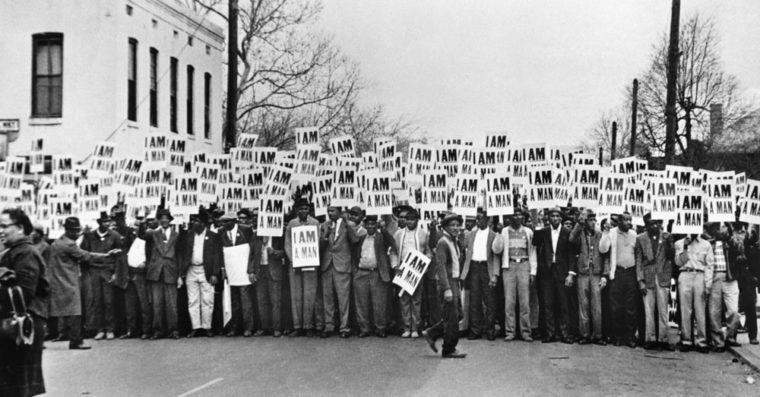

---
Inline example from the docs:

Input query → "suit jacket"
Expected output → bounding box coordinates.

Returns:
[353,228,396,282]
[635,231,674,289]
[140,226,180,283]
[532,225,572,280]
[435,231,461,291]
[258,236,285,281]
[220,225,258,274]
[178,228,222,281]
[461,227,500,281]
[320,218,360,273]
[568,223,608,276]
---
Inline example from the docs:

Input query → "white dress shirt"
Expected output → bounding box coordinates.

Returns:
[471,227,489,261]
[191,229,206,265]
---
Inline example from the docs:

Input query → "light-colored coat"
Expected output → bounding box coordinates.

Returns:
[461,227,500,281]
[492,226,537,276]
[390,227,430,269]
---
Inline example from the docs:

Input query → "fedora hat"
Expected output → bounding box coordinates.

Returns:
[63,217,82,230]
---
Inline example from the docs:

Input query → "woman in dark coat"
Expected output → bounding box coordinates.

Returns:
[0,209,48,397]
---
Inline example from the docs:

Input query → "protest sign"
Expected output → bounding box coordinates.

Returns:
[597,171,626,215]
[739,179,760,224]
[672,192,703,235]
[392,249,431,296]
[364,172,393,216]
[237,133,259,149]
[262,163,292,198]
[650,178,677,221]
[127,238,146,268]
[623,182,649,227]
[329,135,356,157]
[219,182,246,214]
[451,175,479,217]
[292,146,320,185]
[611,156,648,182]
[257,195,285,237]
[170,174,198,219]
[290,225,320,268]
[30,138,44,173]
[420,170,448,213]
[223,244,252,286]
[195,162,220,205]
[666,165,700,192]
[484,134,510,148]
[294,127,319,147]
[407,144,434,186]
[704,173,735,223]
[331,167,357,207]
[239,169,264,210]
[527,165,554,210]
[311,174,332,217]
[89,142,116,177]
[253,147,278,172]
[736,172,747,205]
[144,134,168,164]
[553,169,571,207]
[571,165,601,208]
[484,173,513,216]
[167,136,187,171]
[435,145,460,182]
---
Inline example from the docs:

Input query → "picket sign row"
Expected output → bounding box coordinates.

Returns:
[1,131,757,239]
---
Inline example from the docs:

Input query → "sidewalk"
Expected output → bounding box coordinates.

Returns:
[728,319,760,373]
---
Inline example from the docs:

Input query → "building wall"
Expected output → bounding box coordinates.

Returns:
[0,0,224,161]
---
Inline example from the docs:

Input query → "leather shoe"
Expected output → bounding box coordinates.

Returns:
[289,329,304,337]
[626,340,637,349]
[187,330,199,338]
[750,339,759,345]
[696,345,710,354]
[253,330,266,337]
[562,338,574,345]
[542,337,557,344]
[273,331,282,337]
[679,343,692,352]
[644,342,657,350]
[661,343,675,351]
[306,330,315,338]
[593,338,607,346]
[713,346,726,353]
[140,333,150,340]
[358,332,370,338]
[226,331,237,337]
[467,333,482,340]
[319,331,332,339]
[726,339,741,347]
[170,331,181,339]
[422,330,438,353]
[376,330,387,338]
[577,338,591,345]
[69,343,92,350]
[149,332,162,340]
[442,349,467,358]
[486,331,495,341]
[119,332,133,340]
[243,330,254,337]
[52,335,69,342]
[206,330,214,338]
[340,332,350,339]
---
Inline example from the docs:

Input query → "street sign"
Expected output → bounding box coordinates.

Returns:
[0,119,20,133]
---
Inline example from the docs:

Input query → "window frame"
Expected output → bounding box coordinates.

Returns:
[31,32,64,118]
[127,38,138,122]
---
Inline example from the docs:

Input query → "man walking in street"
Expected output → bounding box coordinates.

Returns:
[634,213,674,350]
[423,213,466,358]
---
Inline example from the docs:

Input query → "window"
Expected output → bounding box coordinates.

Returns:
[127,38,138,121]
[186,65,194,135]
[204,73,211,139]
[149,47,158,127]
[126,5,133,15]
[169,57,177,133]
[188,36,193,46]
[31,33,63,118]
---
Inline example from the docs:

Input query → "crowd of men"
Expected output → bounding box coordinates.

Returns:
[16,197,760,358]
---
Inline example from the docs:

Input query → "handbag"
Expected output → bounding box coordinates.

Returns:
[0,270,35,346]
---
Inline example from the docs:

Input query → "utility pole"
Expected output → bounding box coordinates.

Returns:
[630,79,638,156]
[598,147,604,166]
[610,121,618,161]
[224,0,239,153]
[664,0,680,164]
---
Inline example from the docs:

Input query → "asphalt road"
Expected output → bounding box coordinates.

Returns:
[43,335,758,396]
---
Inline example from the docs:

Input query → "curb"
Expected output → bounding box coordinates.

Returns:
[727,346,760,374]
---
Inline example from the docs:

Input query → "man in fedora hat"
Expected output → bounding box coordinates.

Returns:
[139,208,181,339]
[49,217,119,349]
[219,211,259,337]
[179,209,222,337]
[80,211,123,340]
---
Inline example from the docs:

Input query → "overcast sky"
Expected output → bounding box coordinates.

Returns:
[319,0,760,147]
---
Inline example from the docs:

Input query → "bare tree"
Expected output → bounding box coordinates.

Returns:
[636,13,752,162]
[581,102,634,164]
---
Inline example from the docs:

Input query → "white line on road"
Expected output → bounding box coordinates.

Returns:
[177,377,224,397]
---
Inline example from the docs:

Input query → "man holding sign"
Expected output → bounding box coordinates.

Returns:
[353,215,395,338]
[219,212,259,337]
[284,198,323,337]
